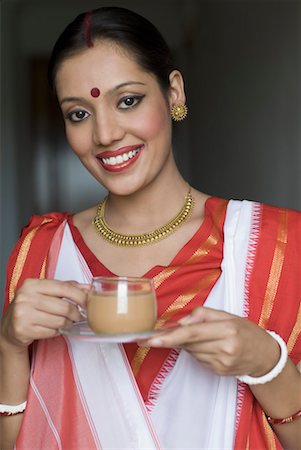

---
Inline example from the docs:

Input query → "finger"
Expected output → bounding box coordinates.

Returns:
[180,338,221,354]
[62,299,87,319]
[31,311,74,331]
[69,281,92,292]
[10,311,74,345]
[21,279,88,307]
[34,296,82,322]
[178,306,235,326]
[180,349,244,376]
[141,319,237,348]
[31,320,73,340]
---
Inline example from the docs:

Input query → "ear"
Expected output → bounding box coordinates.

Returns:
[168,70,186,107]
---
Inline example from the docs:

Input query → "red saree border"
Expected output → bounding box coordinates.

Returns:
[8,218,52,303]
[235,204,301,450]
[4,213,69,312]
[258,208,288,328]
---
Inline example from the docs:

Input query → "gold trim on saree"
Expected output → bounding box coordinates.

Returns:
[258,209,288,328]
[9,218,52,303]
[262,411,277,450]
[287,302,301,354]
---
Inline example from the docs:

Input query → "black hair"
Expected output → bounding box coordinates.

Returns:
[48,6,175,95]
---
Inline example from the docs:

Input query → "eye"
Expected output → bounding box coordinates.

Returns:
[118,95,144,110]
[66,110,90,123]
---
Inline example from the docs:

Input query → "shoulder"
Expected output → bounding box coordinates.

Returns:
[71,205,97,235]
[4,211,71,309]
[224,198,301,232]
[255,201,301,244]
[11,211,71,263]
[259,201,301,217]
[19,211,70,240]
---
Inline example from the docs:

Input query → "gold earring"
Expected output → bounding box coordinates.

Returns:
[171,104,188,121]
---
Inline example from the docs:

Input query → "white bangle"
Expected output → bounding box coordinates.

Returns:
[0,401,27,416]
[236,331,288,385]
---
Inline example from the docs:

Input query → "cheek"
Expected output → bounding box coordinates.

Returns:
[65,126,89,157]
[134,103,170,139]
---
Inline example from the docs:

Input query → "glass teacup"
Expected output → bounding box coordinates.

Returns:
[87,276,157,334]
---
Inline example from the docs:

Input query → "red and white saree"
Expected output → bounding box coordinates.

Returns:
[3,198,301,449]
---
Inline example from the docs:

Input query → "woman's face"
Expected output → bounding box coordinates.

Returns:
[55,41,180,196]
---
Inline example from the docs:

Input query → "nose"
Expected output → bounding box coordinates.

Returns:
[92,111,125,146]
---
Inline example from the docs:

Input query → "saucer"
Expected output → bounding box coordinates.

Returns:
[59,320,160,343]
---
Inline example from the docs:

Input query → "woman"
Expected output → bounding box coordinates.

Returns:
[1,6,300,450]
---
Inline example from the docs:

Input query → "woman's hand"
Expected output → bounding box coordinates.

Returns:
[1,278,89,350]
[141,306,280,378]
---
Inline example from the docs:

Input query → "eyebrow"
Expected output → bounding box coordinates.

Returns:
[60,81,146,105]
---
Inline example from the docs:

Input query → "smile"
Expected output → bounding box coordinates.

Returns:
[101,147,141,166]
[97,145,144,172]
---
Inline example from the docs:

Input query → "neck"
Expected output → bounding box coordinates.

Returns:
[104,177,189,234]
[93,183,194,247]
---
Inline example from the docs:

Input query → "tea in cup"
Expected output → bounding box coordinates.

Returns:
[87,276,157,334]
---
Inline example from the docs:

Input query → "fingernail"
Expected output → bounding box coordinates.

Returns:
[77,306,87,318]
[178,315,193,325]
[147,338,163,347]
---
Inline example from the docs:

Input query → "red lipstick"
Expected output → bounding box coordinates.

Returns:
[96,144,144,173]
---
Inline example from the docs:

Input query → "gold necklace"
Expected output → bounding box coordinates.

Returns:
[92,187,194,247]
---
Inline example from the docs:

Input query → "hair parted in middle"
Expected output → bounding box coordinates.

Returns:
[48,6,176,96]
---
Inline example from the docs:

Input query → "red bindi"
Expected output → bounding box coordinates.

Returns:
[90,87,100,98]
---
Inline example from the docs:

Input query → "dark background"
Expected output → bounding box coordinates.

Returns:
[1,0,301,308]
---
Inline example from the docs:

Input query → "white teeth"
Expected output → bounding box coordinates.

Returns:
[101,147,141,166]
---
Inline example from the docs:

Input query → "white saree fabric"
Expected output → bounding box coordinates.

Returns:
[53,199,254,449]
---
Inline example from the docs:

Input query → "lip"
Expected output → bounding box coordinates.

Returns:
[97,145,143,159]
[96,144,144,173]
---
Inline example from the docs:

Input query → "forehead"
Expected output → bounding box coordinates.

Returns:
[55,41,156,98]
